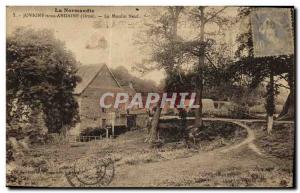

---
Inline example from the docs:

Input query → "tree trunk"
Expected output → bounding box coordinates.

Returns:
[146,7,183,144]
[278,68,294,120]
[278,92,294,120]
[194,6,205,128]
[267,115,274,134]
[148,106,162,143]
[194,70,203,127]
[266,65,275,134]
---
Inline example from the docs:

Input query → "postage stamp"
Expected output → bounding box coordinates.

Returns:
[6,6,295,188]
[251,8,294,57]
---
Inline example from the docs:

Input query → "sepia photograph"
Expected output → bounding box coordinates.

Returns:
[6,6,295,188]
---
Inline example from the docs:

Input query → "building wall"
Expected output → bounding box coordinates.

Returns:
[89,65,119,89]
[76,66,126,134]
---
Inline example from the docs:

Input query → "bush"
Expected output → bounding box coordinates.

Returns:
[158,119,248,150]
[80,127,106,137]
[80,126,129,140]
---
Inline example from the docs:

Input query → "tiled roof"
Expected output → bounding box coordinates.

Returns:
[74,64,105,94]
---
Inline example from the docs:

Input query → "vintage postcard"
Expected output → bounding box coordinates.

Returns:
[6,6,295,188]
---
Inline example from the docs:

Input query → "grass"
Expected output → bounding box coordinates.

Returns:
[158,120,248,151]
[7,121,294,187]
[196,121,248,151]
[120,153,164,165]
[246,122,294,161]
[162,166,292,187]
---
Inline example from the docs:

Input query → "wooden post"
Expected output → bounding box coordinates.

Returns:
[267,64,275,134]
[111,112,116,138]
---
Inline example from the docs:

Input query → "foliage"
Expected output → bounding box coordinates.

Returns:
[111,66,159,93]
[7,27,80,133]
[134,7,184,143]
[134,7,184,76]
[80,127,106,137]
[230,7,294,119]
[232,7,294,88]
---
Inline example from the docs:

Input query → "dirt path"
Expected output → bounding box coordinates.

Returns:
[162,116,293,155]
[161,116,295,124]
[202,117,294,124]
[218,120,263,156]
[110,119,272,187]
[10,119,293,187]
[111,149,270,187]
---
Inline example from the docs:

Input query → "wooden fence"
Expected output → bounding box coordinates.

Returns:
[68,134,107,143]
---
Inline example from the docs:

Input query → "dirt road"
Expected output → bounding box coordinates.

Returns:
[218,120,263,156]
[14,118,292,187]
[110,119,293,187]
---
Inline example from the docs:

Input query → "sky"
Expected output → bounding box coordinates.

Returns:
[7,6,240,84]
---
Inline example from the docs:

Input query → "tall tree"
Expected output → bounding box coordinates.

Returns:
[7,27,80,135]
[232,7,295,123]
[135,7,184,144]
[182,6,230,127]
